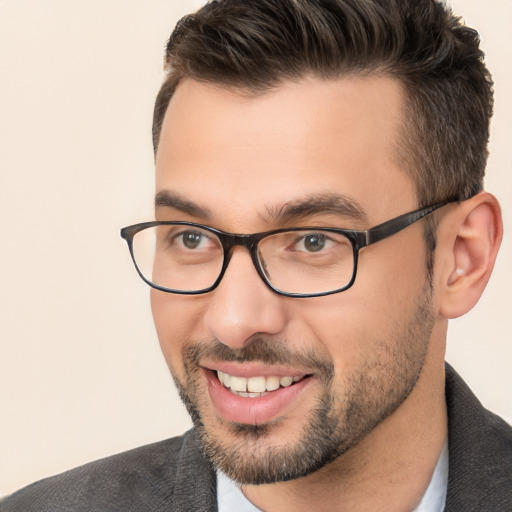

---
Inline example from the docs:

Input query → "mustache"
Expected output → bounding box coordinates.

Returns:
[183,337,335,379]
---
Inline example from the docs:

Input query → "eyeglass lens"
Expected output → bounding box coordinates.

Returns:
[131,224,355,295]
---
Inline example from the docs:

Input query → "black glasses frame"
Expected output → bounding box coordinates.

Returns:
[120,200,452,298]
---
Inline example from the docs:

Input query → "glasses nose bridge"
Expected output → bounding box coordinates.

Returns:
[219,232,264,275]
[221,231,260,254]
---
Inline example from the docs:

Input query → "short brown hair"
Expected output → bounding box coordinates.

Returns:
[153,0,493,209]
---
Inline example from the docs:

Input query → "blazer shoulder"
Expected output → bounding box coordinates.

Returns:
[0,434,190,512]
[445,364,512,510]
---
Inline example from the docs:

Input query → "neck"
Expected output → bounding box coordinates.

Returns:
[242,334,448,512]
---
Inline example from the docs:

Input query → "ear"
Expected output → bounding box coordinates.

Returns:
[437,192,503,319]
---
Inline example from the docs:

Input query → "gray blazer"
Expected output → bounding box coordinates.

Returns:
[2,365,511,511]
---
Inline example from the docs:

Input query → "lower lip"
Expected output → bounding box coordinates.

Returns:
[203,369,313,425]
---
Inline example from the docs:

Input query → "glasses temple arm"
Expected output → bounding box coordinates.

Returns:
[365,200,451,246]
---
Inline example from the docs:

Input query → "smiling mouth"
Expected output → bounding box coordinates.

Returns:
[216,370,308,398]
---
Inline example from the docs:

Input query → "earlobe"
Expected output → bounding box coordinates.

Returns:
[438,192,503,319]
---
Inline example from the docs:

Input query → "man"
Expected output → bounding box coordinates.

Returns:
[2,0,510,510]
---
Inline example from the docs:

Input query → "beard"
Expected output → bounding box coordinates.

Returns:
[170,281,435,485]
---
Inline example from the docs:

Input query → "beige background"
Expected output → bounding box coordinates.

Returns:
[0,0,510,497]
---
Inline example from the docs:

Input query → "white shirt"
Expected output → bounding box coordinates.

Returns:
[217,439,448,512]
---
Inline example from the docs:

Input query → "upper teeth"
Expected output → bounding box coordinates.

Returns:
[217,370,302,395]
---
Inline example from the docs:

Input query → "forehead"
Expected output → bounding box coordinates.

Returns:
[155,76,416,227]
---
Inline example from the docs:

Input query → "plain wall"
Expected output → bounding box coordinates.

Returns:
[0,0,510,497]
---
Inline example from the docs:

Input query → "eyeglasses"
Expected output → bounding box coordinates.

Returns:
[120,200,451,298]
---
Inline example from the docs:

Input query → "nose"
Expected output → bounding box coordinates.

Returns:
[203,247,288,349]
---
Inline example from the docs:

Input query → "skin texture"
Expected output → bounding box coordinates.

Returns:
[150,76,502,511]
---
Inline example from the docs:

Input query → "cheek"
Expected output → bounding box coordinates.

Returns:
[292,296,370,375]
[357,227,429,310]
[295,236,429,369]
[150,290,208,378]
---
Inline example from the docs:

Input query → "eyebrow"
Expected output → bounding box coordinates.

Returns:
[265,193,369,225]
[155,190,368,226]
[155,190,211,219]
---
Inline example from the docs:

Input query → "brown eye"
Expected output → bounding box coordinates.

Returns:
[302,234,326,252]
[181,231,204,249]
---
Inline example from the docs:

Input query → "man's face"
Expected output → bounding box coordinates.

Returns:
[151,76,437,484]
